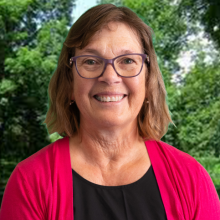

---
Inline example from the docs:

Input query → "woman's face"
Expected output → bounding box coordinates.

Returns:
[72,22,147,130]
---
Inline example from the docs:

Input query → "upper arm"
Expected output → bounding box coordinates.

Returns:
[193,163,220,220]
[0,165,45,220]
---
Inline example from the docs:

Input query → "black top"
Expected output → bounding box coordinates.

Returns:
[72,165,167,220]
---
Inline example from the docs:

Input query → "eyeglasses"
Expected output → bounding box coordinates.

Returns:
[69,53,150,79]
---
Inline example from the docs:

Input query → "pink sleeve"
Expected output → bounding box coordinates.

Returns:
[193,164,220,220]
[0,165,45,220]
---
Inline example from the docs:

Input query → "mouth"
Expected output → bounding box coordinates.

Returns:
[94,95,126,102]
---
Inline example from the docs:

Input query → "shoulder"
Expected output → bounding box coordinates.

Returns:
[145,140,200,171]
[17,138,58,171]
[158,140,198,164]
[13,137,69,185]
[146,140,220,194]
[145,139,213,192]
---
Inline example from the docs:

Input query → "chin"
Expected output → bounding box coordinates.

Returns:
[95,116,134,129]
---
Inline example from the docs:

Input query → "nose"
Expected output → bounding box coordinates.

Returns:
[97,63,122,85]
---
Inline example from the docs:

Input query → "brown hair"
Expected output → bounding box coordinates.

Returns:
[44,4,173,141]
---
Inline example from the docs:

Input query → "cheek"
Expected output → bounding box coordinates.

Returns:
[72,73,86,100]
[73,74,94,101]
[130,73,146,97]
[73,70,84,95]
[74,81,87,98]
[125,78,145,111]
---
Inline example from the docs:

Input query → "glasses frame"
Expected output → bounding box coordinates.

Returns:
[69,53,150,79]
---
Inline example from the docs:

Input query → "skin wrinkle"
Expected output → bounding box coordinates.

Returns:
[70,22,150,184]
[74,122,142,171]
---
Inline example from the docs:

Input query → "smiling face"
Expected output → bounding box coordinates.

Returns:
[71,22,147,131]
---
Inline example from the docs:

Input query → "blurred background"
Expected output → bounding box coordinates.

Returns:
[0,0,220,203]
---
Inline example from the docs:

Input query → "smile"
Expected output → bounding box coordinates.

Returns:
[94,95,125,102]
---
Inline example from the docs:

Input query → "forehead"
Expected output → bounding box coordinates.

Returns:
[77,22,143,55]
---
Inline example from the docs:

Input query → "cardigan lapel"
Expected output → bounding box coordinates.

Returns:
[145,140,185,220]
[56,137,74,220]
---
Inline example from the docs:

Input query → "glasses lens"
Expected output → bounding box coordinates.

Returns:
[114,54,143,77]
[76,56,105,78]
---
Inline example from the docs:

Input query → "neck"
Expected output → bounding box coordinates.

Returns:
[70,122,146,172]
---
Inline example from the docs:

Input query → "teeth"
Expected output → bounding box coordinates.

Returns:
[95,95,124,102]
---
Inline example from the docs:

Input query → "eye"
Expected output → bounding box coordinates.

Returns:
[85,59,96,65]
[122,58,134,64]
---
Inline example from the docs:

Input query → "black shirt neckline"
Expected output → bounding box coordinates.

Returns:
[72,164,152,189]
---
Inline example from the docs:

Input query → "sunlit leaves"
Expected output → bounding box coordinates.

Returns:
[0,79,17,94]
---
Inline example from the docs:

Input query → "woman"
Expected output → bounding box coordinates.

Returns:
[0,4,219,220]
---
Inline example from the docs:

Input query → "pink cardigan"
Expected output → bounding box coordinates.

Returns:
[0,137,220,219]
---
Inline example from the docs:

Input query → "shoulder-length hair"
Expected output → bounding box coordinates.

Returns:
[44,4,173,141]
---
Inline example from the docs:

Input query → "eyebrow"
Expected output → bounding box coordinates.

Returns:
[79,48,138,56]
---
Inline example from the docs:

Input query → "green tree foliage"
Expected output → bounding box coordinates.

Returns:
[98,0,122,6]
[178,58,220,157]
[0,0,75,154]
[0,0,75,78]
[178,0,220,50]
[2,18,69,157]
